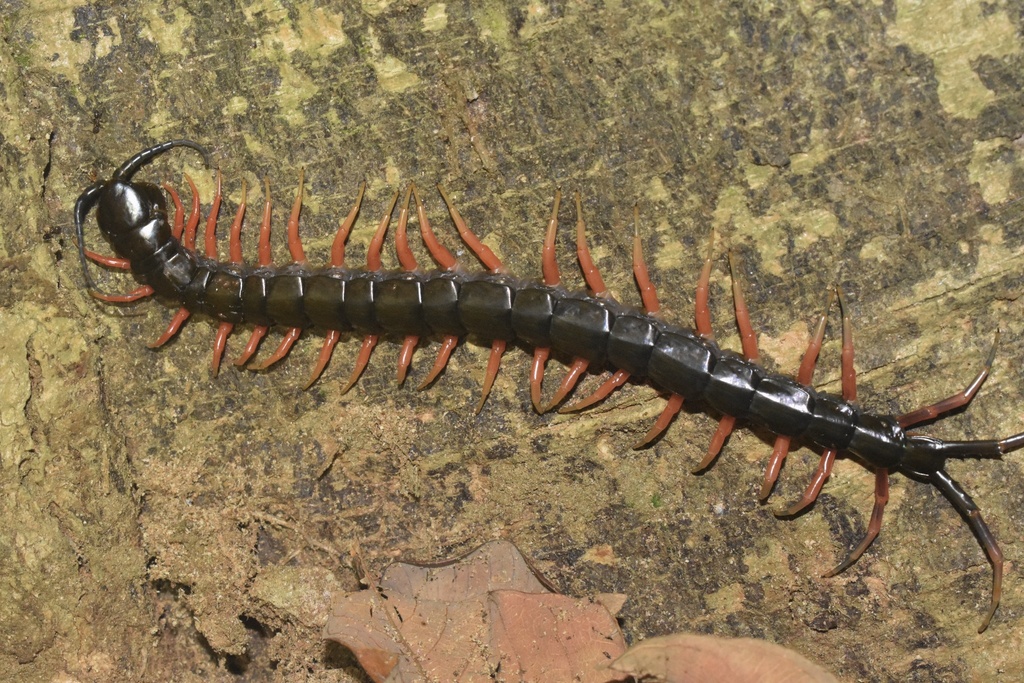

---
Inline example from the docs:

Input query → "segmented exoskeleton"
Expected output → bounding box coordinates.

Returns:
[75,140,1024,632]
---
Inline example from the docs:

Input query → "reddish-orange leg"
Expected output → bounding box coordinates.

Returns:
[527,190,563,412]
[83,225,152,301]
[781,287,857,516]
[826,328,1002,580]
[759,289,836,501]
[436,185,509,412]
[538,193,615,412]
[692,242,767,473]
[635,394,684,448]
[412,184,461,390]
[562,206,659,413]
[337,191,399,394]
[394,186,421,386]
[207,174,248,376]
[635,229,721,447]
[304,182,365,389]
[250,170,308,371]
[84,250,130,270]
[234,178,275,366]
[90,285,154,303]
[150,174,204,346]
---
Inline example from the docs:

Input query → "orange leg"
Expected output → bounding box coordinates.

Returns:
[632,205,660,315]
[896,330,999,429]
[251,327,302,371]
[234,325,269,367]
[395,186,418,271]
[256,178,273,266]
[695,415,736,473]
[573,192,607,297]
[226,180,246,264]
[825,468,889,577]
[635,393,684,448]
[529,347,551,414]
[161,180,186,240]
[694,231,715,339]
[541,358,589,412]
[542,190,562,286]
[412,185,458,270]
[150,308,192,348]
[340,335,379,395]
[758,290,835,501]
[476,340,507,414]
[396,335,419,385]
[781,448,836,516]
[305,329,341,390]
[84,249,130,270]
[286,168,307,263]
[525,192,564,413]
[235,179,275,367]
[203,170,223,259]
[181,174,202,249]
[419,335,459,390]
[329,183,366,268]
[559,370,630,414]
[366,191,400,271]
[211,322,234,376]
[91,285,153,303]
[784,287,857,515]
[437,185,504,273]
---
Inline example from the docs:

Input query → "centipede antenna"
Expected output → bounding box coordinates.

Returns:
[113,139,210,181]
[74,180,109,295]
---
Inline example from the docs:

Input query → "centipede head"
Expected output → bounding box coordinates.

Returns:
[75,139,210,293]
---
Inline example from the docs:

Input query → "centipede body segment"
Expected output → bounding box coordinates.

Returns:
[75,140,1024,632]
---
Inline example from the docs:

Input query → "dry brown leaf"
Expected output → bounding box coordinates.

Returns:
[323,540,629,683]
[609,633,839,683]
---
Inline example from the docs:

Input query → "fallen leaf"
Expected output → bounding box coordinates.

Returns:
[609,633,839,683]
[323,540,629,683]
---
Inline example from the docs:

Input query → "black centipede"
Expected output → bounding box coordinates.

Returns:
[75,139,1023,632]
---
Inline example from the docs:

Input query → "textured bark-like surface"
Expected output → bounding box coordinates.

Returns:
[2,1,1024,681]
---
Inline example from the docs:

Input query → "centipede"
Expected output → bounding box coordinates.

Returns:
[75,139,1023,632]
